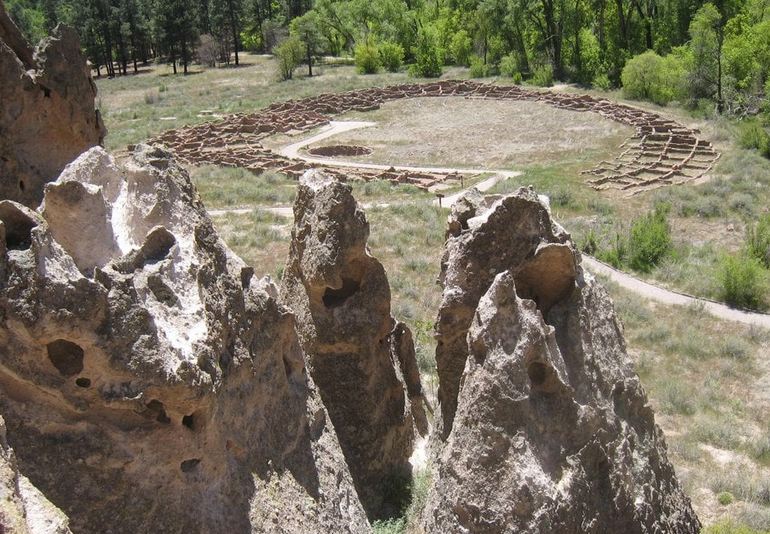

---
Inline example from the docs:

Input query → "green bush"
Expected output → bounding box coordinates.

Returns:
[379,41,404,72]
[718,491,735,506]
[409,26,443,78]
[469,55,491,78]
[738,120,770,158]
[530,65,553,87]
[627,207,673,272]
[354,42,381,74]
[450,30,472,66]
[592,73,612,90]
[512,71,523,84]
[274,37,305,81]
[621,50,687,105]
[499,54,518,78]
[717,252,767,310]
[747,214,770,268]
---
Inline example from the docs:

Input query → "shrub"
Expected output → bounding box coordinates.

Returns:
[197,34,218,67]
[621,50,687,105]
[717,252,767,310]
[512,71,523,84]
[592,73,612,90]
[274,36,305,80]
[738,120,770,158]
[717,491,735,506]
[469,55,491,78]
[747,214,770,268]
[450,30,472,66]
[379,42,404,72]
[627,207,672,272]
[597,233,628,268]
[410,26,443,78]
[499,54,518,78]
[354,42,381,74]
[530,65,553,87]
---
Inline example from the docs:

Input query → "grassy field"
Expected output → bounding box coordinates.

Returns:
[96,55,770,532]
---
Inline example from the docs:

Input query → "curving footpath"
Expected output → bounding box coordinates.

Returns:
[207,119,770,330]
[583,256,770,328]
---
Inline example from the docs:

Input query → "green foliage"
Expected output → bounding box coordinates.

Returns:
[689,3,721,102]
[627,207,672,272]
[409,26,443,78]
[705,519,770,534]
[530,65,553,87]
[449,29,472,66]
[499,53,518,78]
[379,41,404,72]
[592,73,612,90]
[738,121,770,158]
[354,42,381,74]
[274,37,305,80]
[621,50,687,105]
[747,214,770,268]
[469,55,491,78]
[717,252,767,310]
[371,518,406,534]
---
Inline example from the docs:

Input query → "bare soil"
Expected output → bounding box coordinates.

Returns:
[316,97,634,170]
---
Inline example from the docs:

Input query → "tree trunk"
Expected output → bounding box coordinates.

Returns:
[227,0,240,66]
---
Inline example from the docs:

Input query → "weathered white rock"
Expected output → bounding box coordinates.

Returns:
[0,146,369,533]
[0,3,106,208]
[422,188,700,533]
[280,170,424,519]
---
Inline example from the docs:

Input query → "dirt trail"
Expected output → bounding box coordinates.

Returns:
[583,256,770,328]
[208,116,770,330]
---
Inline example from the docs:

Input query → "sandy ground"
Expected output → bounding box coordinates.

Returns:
[310,97,634,169]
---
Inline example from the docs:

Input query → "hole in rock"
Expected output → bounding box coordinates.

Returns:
[0,203,38,250]
[145,400,171,424]
[182,414,196,431]
[18,180,25,192]
[527,362,548,386]
[46,339,84,377]
[322,277,361,308]
[75,377,91,388]
[42,86,51,98]
[180,459,200,472]
[140,227,176,265]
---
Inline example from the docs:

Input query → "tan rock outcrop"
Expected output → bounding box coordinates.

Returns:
[280,170,421,519]
[0,3,106,208]
[0,416,71,534]
[0,146,369,533]
[422,188,700,533]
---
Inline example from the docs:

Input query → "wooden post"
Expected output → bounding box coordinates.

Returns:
[436,193,445,208]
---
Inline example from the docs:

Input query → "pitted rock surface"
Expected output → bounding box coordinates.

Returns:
[280,170,421,519]
[0,4,106,208]
[421,188,700,533]
[0,146,369,533]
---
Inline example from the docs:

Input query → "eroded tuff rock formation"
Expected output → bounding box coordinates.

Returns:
[423,188,700,533]
[0,3,106,208]
[0,417,71,534]
[280,171,426,518]
[0,146,369,533]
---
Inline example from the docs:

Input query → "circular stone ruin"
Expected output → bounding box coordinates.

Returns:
[150,80,720,196]
[307,145,373,157]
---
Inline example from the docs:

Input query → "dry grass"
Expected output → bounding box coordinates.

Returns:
[97,59,770,531]
[309,96,633,170]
